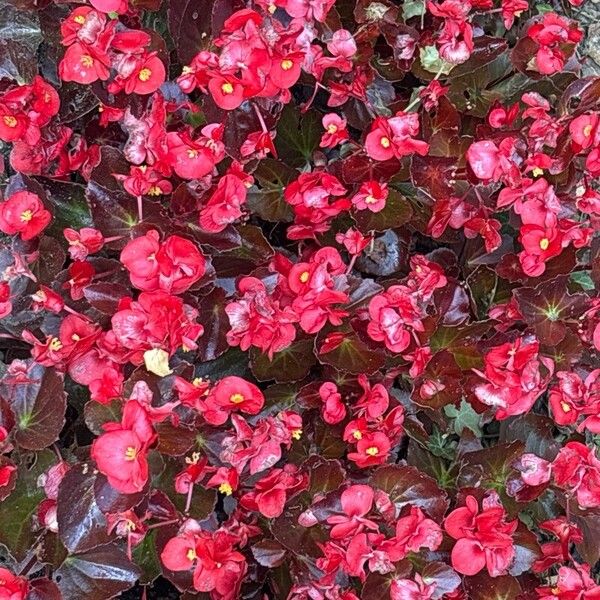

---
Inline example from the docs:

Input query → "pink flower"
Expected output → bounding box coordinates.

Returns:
[0,191,51,240]
[351,181,388,213]
[0,567,29,600]
[202,376,265,426]
[326,484,378,539]
[552,442,600,509]
[91,400,156,493]
[444,494,517,577]
[239,465,307,518]
[320,113,349,148]
[365,113,429,161]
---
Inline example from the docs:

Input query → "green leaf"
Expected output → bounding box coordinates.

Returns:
[419,46,453,75]
[247,158,295,222]
[132,530,161,585]
[444,399,482,437]
[402,0,425,21]
[570,270,595,291]
[275,105,320,168]
[250,338,316,383]
[353,189,413,233]
[0,450,55,560]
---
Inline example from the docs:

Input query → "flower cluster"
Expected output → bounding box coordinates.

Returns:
[0,0,599,598]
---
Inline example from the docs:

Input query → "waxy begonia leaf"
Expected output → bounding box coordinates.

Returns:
[55,544,140,600]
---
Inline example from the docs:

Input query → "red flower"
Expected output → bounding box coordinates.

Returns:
[120,231,206,294]
[390,574,437,600]
[384,506,442,559]
[347,432,391,468]
[59,42,111,84]
[0,567,29,600]
[552,442,600,509]
[64,227,105,260]
[240,465,307,518]
[318,381,346,424]
[444,494,517,577]
[0,282,12,319]
[90,399,156,493]
[536,563,600,598]
[320,113,349,148]
[527,13,582,75]
[202,376,265,426]
[226,277,298,358]
[351,180,388,213]
[365,113,429,161]
[0,191,51,240]
[473,337,554,419]
[326,484,378,539]
[161,526,247,596]
[166,126,225,180]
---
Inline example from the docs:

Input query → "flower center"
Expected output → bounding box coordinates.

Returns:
[365,446,379,456]
[138,68,152,82]
[268,3,276,12]
[365,195,376,204]
[292,428,302,440]
[20,210,33,222]
[583,124,593,137]
[124,446,138,461]
[299,270,309,283]
[327,124,338,133]
[561,401,571,413]
[281,59,293,71]
[186,548,197,561]
[74,14,86,24]
[539,237,550,250]
[353,430,362,440]
[221,82,234,95]
[49,337,62,351]
[187,149,198,159]
[229,393,245,404]
[380,136,391,148]
[148,186,162,196]
[219,482,233,495]
[3,115,17,128]
[193,377,204,387]
[80,55,94,68]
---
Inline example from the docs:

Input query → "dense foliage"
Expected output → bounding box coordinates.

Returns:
[1,0,600,598]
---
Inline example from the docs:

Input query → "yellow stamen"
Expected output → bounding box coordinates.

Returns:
[221,82,234,94]
[326,124,338,134]
[299,271,309,283]
[380,136,390,148]
[292,428,302,440]
[80,55,94,68]
[20,210,33,222]
[539,238,550,250]
[352,430,362,440]
[365,446,379,456]
[219,482,233,495]
[124,447,137,461]
[186,548,197,561]
[187,149,198,159]
[138,68,152,82]
[49,338,62,351]
[229,393,245,404]
[281,59,293,71]
[3,115,17,128]
[561,401,571,413]
[74,14,86,24]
